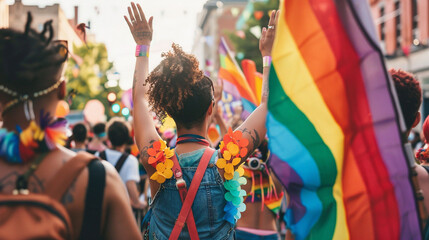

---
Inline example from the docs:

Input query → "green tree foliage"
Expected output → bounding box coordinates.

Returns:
[228,0,279,71]
[65,42,122,117]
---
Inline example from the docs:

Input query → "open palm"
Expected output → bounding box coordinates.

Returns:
[259,10,280,57]
[124,2,153,45]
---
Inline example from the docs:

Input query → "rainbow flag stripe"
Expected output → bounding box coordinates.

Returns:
[219,38,258,117]
[267,1,420,239]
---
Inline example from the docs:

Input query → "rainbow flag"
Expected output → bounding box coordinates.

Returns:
[267,1,421,239]
[219,38,258,117]
[242,59,263,104]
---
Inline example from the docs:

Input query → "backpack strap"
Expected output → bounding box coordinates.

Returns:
[99,150,107,161]
[115,153,129,173]
[79,159,106,240]
[169,148,215,240]
[423,165,429,175]
[44,151,97,201]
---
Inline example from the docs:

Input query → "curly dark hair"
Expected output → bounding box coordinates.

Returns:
[389,69,422,130]
[0,12,67,97]
[145,43,214,129]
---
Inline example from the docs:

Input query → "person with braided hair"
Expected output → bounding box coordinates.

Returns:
[125,2,278,239]
[0,13,141,239]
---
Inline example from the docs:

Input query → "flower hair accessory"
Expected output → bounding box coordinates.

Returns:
[216,128,249,224]
[148,140,175,183]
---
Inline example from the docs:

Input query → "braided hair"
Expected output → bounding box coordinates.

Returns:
[145,43,214,129]
[0,12,68,97]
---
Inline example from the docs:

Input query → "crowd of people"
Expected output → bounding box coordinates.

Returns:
[2,2,429,240]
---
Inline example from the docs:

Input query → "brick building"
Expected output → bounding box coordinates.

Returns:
[8,0,83,50]
[193,0,247,77]
[0,0,8,28]
[371,0,429,119]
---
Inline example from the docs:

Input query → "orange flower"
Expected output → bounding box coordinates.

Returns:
[216,128,249,180]
[148,140,175,184]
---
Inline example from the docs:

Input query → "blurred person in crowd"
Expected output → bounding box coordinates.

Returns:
[87,122,107,153]
[412,129,424,153]
[97,120,146,210]
[229,103,244,130]
[236,140,284,240]
[0,13,141,239]
[71,123,88,152]
[416,116,429,167]
[410,129,422,149]
[390,69,429,235]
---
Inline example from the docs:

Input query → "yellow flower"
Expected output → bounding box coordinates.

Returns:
[150,157,175,183]
[160,140,167,150]
[224,172,234,180]
[223,150,231,160]
[227,142,239,156]
[219,141,225,150]
[225,163,234,174]
[232,157,241,166]
[217,158,226,168]
[150,172,166,183]
[164,148,174,158]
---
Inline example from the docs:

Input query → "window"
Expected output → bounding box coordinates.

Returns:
[395,0,401,50]
[412,0,419,44]
[380,4,385,41]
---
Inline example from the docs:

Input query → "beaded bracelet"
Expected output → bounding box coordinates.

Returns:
[263,56,272,68]
[135,45,150,57]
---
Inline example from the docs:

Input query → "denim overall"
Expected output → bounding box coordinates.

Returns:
[149,148,235,240]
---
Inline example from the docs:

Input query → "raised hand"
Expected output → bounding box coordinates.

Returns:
[124,2,153,45]
[259,10,280,57]
[214,79,224,103]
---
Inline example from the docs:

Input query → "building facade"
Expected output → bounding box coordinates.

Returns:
[193,0,247,77]
[8,0,82,50]
[371,0,429,119]
[0,0,8,28]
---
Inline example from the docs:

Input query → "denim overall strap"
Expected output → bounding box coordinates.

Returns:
[170,154,198,239]
[169,148,215,240]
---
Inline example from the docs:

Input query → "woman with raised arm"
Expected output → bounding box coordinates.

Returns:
[0,13,141,240]
[235,11,285,240]
[125,2,278,239]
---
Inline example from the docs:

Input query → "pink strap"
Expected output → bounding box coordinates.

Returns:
[169,148,215,240]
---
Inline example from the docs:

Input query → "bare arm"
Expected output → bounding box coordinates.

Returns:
[101,162,141,240]
[125,3,161,195]
[236,10,279,159]
[125,4,159,165]
[126,181,145,209]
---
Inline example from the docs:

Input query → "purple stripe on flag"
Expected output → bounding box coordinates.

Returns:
[335,1,420,238]
[222,79,241,99]
[269,153,306,222]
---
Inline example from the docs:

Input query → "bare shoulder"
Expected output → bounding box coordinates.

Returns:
[100,160,128,200]
[416,165,429,181]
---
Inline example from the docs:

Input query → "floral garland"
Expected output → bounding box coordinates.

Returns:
[216,128,249,224]
[0,111,67,164]
[148,139,175,183]
[416,146,429,162]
